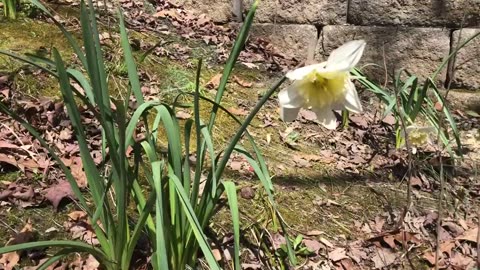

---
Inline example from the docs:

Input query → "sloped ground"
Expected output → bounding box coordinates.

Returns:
[0,1,479,269]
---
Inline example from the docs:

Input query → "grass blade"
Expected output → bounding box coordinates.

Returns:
[223,181,241,270]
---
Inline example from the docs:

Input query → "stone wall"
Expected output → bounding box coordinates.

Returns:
[175,0,480,90]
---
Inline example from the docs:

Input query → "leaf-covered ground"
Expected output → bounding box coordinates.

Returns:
[0,0,479,269]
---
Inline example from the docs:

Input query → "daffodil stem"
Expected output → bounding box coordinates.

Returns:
[341,110,349,129]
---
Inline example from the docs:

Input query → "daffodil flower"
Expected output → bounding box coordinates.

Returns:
[401,125,436,147]
[399,125,436,154]
[278,40,366,129]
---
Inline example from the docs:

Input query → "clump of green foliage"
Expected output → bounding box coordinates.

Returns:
[2,0,18,19]
[0,0,297,269]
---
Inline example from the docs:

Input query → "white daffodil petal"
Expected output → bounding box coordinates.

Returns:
[278,82,305,107]
[416,126,436,134]
[343,80,363,113]
[312,107,337,130]
[326,40,366,72]
[286,63,326,81]
[402,125,436,147]
[280,106,301,122]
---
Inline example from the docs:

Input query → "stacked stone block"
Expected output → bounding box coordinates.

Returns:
[175,0,480,90]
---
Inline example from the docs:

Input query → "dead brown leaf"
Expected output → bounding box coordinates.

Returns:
[371,247,396,269]
[349,115,368,129]
[272,233,286,250]
[442,221,465,237]
[43,180,75,211]
[293,155,311,168]
[299,109,317,121]
[303,239,322,254]
[347,244,367,264]
[233,75,253,88]
[450,251,475,269]
[0,220,35,270]
[62,156,87,188]
[456,227,478,243]
[68,211,87,221]
[212,249,222,261]
[228,107,249,116]
[83,254,100,270]
[328,247,347,262]
[383,235,396,249]
[382,114,396,126]
[0,251,19,270]
[339,258,354,270]
[319,237,334,248]
[175,110,192,120]
[152,9,180,20]
[241,263,262,269]
[205,73,222,89]
[306,230,323,237]
[12,185,34,201]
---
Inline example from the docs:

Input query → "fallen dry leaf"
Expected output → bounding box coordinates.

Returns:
[442,221,465,237]
[339,258,354,270]
[43,180,75,211]
[0,220,35,270]
[68,211,87,221]
[298,109,317,121]
[62,156,87,188]
[0,251,19,270]
[319,237,334,248]
[233,75,253,88]
[383,235,396,249]
[382,114,396,126]
[450,251,475,269]
[241,263,262,269]
[456,227,478,243]
[23,258,61,270]
[212,249,222,261]
[12,185,34,201]
[228,107,249,116]
[328,247,347,262]
[422,251,436,266]
[83,254,100,269]
[303,239,322,254]
[293,155,311,168]
[175,110,192,120]
[272,233,286,250]
[205,73,222,89]
[349,115,368,129]
[306,230,323,236]
[371,247,396,269]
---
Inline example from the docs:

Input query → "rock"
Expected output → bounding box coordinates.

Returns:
[348,0,480,27]
[169,0,233,23]
[316,25,450,84]
[247,23,318,61]
[240,186,255,199]
[446,90,480,112]
[243,0,347,24]
[450,29,480,90]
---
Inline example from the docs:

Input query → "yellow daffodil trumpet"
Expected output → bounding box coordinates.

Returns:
[279,40,366,129]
